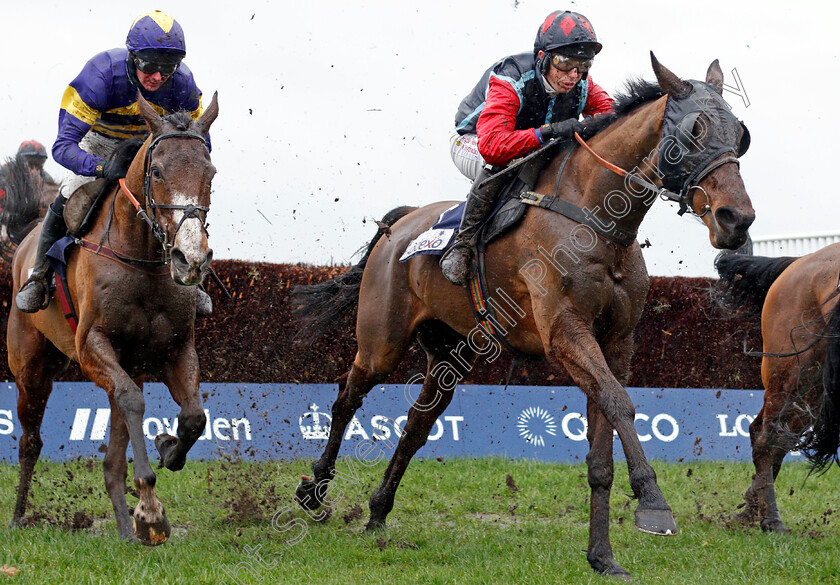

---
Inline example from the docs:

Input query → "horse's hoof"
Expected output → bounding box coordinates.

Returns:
[365,518,386,532]
[132,514,171,546]
[295,476,322,511]
[588,556,632,580]
[635,507,677,535]
[760,518,790,534]
[155,434,181,470]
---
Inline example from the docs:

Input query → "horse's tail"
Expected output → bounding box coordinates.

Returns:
[291,205,417,342]
[799,297,840,472]
[713,253,798,317]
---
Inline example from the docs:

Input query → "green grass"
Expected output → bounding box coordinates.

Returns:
[1,457,839,584]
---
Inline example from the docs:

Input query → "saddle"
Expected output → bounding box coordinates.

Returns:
[63,179,110,237]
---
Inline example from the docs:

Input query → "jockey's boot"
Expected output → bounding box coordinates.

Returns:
[440,167,504,286]
[196,285,212,316]
[15,200,67,313]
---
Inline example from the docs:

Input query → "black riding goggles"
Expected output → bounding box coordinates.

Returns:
[133,56,180,76]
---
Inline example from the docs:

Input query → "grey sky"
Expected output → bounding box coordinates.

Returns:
[2,0,837,276]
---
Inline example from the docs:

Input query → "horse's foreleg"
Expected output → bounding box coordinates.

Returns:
[585,399,630,578]
[546,312,675,536]
[156,345,206,471]
[11,378,53,527]
[366,377,455,531]
[79,328,169,545]
[103,392,134,540]
[296,364,382,511]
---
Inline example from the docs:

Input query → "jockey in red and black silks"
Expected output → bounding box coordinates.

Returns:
[454,52,613,170]
[442,10,615,287]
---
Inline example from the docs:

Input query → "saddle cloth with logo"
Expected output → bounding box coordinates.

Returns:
[399,198,526,263]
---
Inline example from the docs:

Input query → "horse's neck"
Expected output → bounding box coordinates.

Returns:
[561,97,667,233]
[93,184,157,257]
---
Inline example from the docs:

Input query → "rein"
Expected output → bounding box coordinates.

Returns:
[572,132,733,218]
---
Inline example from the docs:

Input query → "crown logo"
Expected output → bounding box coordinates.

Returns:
[299,404,332,440]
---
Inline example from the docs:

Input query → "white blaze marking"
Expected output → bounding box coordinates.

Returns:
[170,192,206,264]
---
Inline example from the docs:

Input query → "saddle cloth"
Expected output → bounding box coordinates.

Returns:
[46,236,79,332]
[399,198,527,263]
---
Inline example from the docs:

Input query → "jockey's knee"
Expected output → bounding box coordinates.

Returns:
[50,193,67,215]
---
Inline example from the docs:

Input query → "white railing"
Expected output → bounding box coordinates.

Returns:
[751,231,840,257]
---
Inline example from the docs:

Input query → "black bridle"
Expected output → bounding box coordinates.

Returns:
[138,130,211,259]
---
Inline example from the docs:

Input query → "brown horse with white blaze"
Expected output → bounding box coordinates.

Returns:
[293,54,753,578]
[8,92,218,544]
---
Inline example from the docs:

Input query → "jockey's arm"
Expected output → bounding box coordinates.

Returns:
[475,76,542,167]
[52,83,105,177]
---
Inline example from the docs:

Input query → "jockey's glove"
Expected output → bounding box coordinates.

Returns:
[540,119,585,142]
[94,159,128,181]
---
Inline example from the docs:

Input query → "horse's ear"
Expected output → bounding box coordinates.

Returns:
[705,59,724,94]
[137,92,163,134]
[195,92,219,136]
[650,51,691,98]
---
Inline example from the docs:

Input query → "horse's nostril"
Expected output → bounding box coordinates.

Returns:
[171,247,188,269]
[714,207,738,230]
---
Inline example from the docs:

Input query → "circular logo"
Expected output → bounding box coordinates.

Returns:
[517,406,558,447]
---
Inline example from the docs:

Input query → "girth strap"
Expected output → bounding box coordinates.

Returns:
[519,191,637,247]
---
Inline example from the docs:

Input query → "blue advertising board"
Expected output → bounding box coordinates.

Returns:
[0,382,784,463]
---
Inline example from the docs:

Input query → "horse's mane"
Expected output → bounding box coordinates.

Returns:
[111,137,145,170]
[164,111,195,131]
[584,78,665,136]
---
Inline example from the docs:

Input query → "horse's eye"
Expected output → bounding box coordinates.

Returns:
[151,167,162,179]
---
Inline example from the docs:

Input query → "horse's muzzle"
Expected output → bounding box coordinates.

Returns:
[170,246,213,286]
[713,205,755,249]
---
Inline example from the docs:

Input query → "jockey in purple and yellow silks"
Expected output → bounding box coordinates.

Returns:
[16,10,213,315]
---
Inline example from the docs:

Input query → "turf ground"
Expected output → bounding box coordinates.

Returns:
[1,457,838,584]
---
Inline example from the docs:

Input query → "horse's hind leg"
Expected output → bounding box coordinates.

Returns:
[366,321,473,530]
[296,364,385,511]
[10,334,68,527]
[296,256,421,512]
[103,392,134,540]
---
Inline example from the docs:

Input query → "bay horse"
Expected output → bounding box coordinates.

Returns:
[715,246,840,533]
[292,54,753,578]
[7,92,218,545]
[0,155,57,262]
